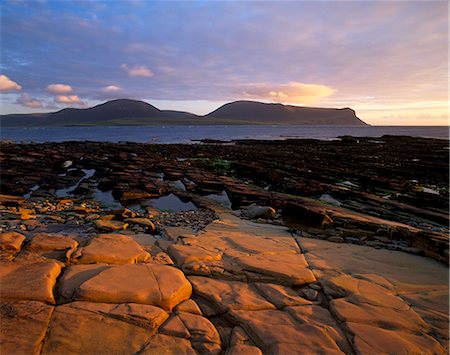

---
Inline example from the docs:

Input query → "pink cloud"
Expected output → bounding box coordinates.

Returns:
[16,93,43,108]
[55,94,85,106]
[47,83,73,94]
[0,75,22,92]
[121,64,154,77]
[102,85,121,93]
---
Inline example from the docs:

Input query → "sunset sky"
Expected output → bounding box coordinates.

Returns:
[0,0,448,125]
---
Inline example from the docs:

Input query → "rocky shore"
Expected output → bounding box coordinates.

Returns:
[0,136,448,354]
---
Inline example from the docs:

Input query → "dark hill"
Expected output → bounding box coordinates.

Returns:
[0,99,199,127]
[0,99,368,127]
[205,100,367,125]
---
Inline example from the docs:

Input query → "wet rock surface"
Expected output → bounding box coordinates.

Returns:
[0,137,448,354]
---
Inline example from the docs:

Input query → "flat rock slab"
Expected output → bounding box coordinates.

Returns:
[0,261,62,304]
[169,244,222,265]
[0,300,54,355]
[189,276,276,314]
[253,283,312,308]
[228,309,346,354]
[58,263,112,301]
[300,237,449,353]
[235,253,316,286]
[41,301,167,355]
[77,233,150,264]
[0,232,26,252]
[62,263,192,310]
[347,322,444,355]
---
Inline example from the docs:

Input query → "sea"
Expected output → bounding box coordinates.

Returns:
[1,125,448,143]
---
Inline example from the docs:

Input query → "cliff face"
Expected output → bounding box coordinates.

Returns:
[205,101,367,125]
[0,99,368,127]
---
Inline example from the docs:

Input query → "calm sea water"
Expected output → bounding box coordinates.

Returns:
[1,125,448,143]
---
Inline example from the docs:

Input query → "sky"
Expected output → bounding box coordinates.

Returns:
[0,0,448,125]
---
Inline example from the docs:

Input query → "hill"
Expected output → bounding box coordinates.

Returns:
[205,100,367,125]
[0,99,368,127]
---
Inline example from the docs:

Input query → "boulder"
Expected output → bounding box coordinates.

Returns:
[245,206,276,220]
[73,264,192,310]
[0,232,26,252]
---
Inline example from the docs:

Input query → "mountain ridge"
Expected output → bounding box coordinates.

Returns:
[0,98,368,127]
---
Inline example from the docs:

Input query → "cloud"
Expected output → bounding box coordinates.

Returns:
[55,94,85,106]
[16,93,43,108]
[102,85,121,93]
[47,83,73,94]
[0,75,22,92]
[243,82,335,104]
[121,64,154,77]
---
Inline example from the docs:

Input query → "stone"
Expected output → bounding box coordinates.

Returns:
[41,302,165,354]
[254,283,312,308]
[76,264,192,310]
[174,299,203,315]
[235,253,316,286]
[159,315,191,338]
[125,217,156,232]
[0,261,62,304]
[0,231,26,252]
[19,208,36,220]
[106,303,169,330]
[177,311,221,345]
[0,300,54,355]
[77,233,150,264]
[29,233,78,251]
[302,288,319,301]
[149,251,174,265]
[189,276,275,314]
[94,219,128,231]
[328,236,344,243]
[140,334,196,355]
[245,206,276,220]
[112,208,137,218]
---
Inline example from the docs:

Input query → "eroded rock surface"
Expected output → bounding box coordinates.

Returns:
[0,138,448,354]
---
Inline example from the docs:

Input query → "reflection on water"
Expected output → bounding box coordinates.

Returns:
[151,193,197,212]
[55,169,96,197]
[24,184,40,199]
[173,180,186,191]
[92,189,122,209]
[204,190,232,209]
